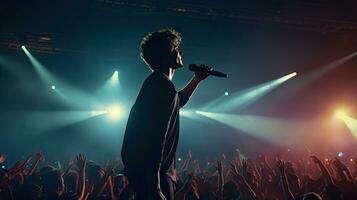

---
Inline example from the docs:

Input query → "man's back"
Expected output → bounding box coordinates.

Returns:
[121,72,180,172]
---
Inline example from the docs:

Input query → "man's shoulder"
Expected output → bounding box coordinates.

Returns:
[144,72,175,90]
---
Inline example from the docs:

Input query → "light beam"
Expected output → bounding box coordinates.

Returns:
[21,46,55,84]
[106,104,125,121]
[111,70,119,86]
[19,110,106,134]
[336,112,357,139]
[95,70,121,102]
[207,72,297,112]
[195,111,308,146]
[21,46,102,108]
[267,51,357,103]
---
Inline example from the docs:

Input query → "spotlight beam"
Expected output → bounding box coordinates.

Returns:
[21,46,103,108]
[179,109,209,123]
[106,104,125,121]
[337,113,357,139]
[21,46,55,84]
[267,51,357,103]
[343,117,357,139]
[111,70,119,85]
[20,110,106,134]
[95,70,121,102]
[196,111,306,146]
[209,72,297,112]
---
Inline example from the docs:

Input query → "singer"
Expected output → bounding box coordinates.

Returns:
[121,29,211,200]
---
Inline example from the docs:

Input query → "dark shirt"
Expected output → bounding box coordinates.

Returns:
[121,72,189,177]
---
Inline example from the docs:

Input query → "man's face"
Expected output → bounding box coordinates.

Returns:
[170,46,184,69]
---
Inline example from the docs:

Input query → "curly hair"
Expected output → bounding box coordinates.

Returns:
[140,29,182,71]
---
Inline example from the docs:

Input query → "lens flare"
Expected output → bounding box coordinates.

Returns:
[335,109,347,120]
[106,104,125,121]
[333,108,357,140]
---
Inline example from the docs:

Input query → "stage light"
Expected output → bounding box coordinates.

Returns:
[21,45,26,50]
[335,109,347,120]
[210,72,297,112]
[338,152,344,157]
[95,70,121,101]
[224,91,229,96]
[51,85,56,90]
[111,70,119,85]
[350,158,354,162]
[276,72,297,83]
[106,104,125,121]
[178,157,182,161]
[21,47,102,108]
[339,114,357,140]
[21,45,55,85]
[333,108,357,139]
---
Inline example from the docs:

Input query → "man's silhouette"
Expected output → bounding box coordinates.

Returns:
[121,29,210,200]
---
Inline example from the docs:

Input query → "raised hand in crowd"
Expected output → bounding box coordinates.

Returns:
[277,159,295,200]
[310,155,334,185]
[230,163,258,200]
[76,154,86,200]
[215,160,224,199]
[28,152,44,176]
[175,173,199,200]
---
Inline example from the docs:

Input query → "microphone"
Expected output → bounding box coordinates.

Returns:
[189,64,228,78]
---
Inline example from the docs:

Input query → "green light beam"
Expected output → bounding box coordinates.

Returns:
[200,93,230,111]
[22,46,103,108]
[111,70,119,86]
[95,70,121,101]
[55,83,104,109]
[21,46,55,84]
[209,72,296,112]
[196,111,308,146]
[179,109,209,122]
[21,110,106,134]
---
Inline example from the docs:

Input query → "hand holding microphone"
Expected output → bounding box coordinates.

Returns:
[189,64,228,79]
[192,64,212,80]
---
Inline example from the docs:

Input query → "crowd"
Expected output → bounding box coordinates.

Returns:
[1,149,357,200]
